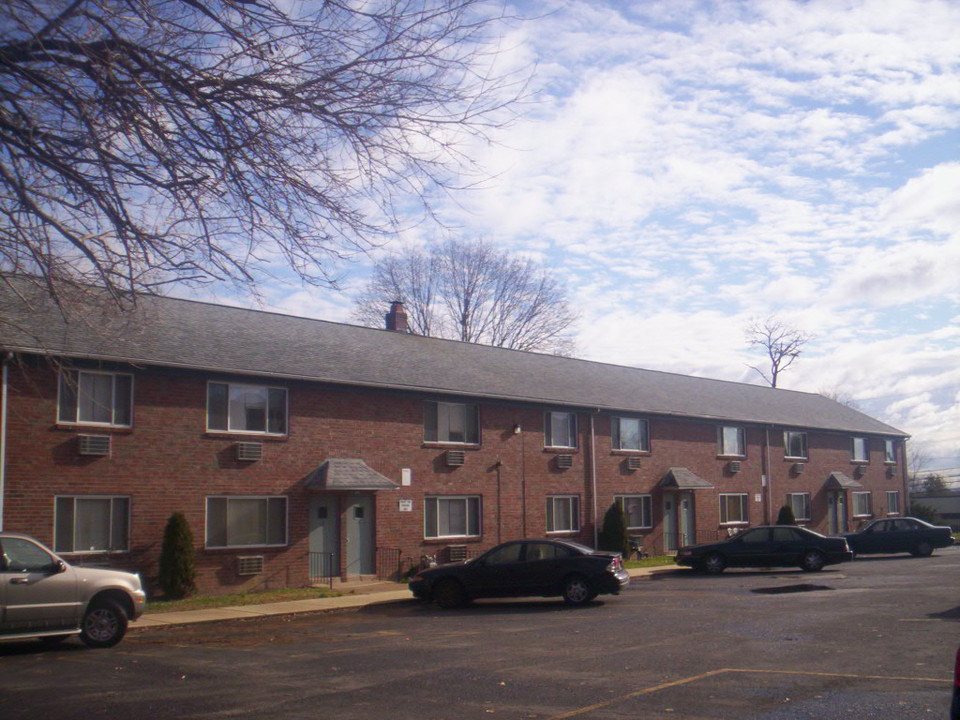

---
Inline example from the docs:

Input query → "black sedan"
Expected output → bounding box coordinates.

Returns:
[843,516,955,557]
[675,525,853,574]
[409,539,630,608]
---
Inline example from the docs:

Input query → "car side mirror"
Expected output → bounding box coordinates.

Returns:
[52,560,67,574]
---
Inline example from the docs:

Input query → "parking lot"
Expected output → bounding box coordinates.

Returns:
[3,548,958,719]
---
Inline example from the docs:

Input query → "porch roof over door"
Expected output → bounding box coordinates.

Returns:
[824,471,863,490]
[659,466,715,490]
[304,458,399,491]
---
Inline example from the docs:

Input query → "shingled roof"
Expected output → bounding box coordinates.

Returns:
[0,277,906,437]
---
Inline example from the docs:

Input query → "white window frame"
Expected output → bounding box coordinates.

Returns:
[886,491,900,515]
[786,492,811,521]
[57,370,133,427]
[545,411,578,449]
[424,495,482,539]
[718,425,745,457]
[852,491,872,517]
[54,495,130,553]
[784,431,808,460]
[205,496,288,548]
[615,494,652,530]
[546,495,581,533]
[851,437,869,463]
[719,493,749,525]
[611,417,650,452]
[884,439,896,464]
[206,381,288,435]
[423,401,480,444]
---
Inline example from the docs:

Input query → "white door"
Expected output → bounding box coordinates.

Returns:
[663,494,677,552]
[828,492,848,534]
[679,492,695,547]
[345,495,375,576]
[309,496,339,579]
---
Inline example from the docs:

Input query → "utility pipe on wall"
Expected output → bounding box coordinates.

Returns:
[0,356,9,531]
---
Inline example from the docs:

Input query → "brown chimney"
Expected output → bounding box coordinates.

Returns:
[385,300,409,332]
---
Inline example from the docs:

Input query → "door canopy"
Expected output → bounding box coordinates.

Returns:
[304,458,399,491]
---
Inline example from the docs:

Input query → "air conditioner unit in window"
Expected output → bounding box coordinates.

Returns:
[792,462,805,474]
[445,450,465,467]
[237,555,264,576]
[886,466,895,478]
[236,442,263,462]
[854,464,867,478]
[445,545,467,562]
[556,454,573,469]
[727,460,741,473]
[626,456,642,471]
[78,434,111,457]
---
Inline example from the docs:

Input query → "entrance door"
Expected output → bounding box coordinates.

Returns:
[678,492,695,547]
[663,494,677,552]
[309,496,339,580]
[663,492,696,552]
[828,492,848,534]
[345,494,375,576]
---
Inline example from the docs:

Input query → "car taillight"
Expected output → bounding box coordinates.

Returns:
[608,557,623,572]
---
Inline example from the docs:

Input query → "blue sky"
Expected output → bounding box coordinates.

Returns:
[210,0,960,471]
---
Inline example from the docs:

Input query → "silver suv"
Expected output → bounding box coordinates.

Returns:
[1,533,146,647]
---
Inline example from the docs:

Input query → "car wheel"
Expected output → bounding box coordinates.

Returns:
[702,553,726,575]
[433,579,468,609]
[800,550,825,572]
[911,541,933,557]
[562,575,593,605]
[80,599,128,648]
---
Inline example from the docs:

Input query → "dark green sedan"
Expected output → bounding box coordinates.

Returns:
[843,517,955,557]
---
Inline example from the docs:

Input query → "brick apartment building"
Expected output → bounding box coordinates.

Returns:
[0,279,909,595]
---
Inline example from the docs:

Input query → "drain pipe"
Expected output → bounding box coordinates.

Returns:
[763,426,772,524]
[0,354,9,531]
[590,412,599,548]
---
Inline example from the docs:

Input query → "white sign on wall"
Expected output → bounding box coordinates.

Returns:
[401,468,412,486]
[399,499,413,512]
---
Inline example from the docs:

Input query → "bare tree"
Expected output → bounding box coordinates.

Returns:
[745,316,812,388]
[0,0,523,305]
[355,239,577,354]
[818,387,861,410]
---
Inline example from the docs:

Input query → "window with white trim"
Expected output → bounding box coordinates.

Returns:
[207,382,287,434]
[851,437,869,462]
[784,431,808,459]
[54,496,130,553]
[884,439,896,463]
[886,491,900,515]
[611,417,649,452]
[786,492,811,521]
[615,495,652,529]
[424,496,481,539]
[58,370,132,427]
[852,491,872,517]
[424,401,479,444]
[545,411,577,449]
[719,493,749,524]
[206,496,287,548]
[546,495,580,533]
[718,425,745,457]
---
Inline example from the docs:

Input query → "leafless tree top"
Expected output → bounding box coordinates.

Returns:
[0,0,523,305]
[745,316,812,388]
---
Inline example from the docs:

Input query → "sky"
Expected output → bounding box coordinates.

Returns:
[214,0,960,472]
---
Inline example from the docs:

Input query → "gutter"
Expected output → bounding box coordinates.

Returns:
[0,353,8,531]
[590,413,599,548]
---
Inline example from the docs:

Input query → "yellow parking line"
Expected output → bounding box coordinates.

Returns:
[544,667,950,720]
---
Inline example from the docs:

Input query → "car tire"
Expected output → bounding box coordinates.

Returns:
[702,553,726,575]
[80,599,128,648]
[562,575,593,605]
[911,541,933,557]
[433,579,468,609]
[800,550,825,572]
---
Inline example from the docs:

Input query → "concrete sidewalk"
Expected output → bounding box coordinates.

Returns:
[132,566,675,630]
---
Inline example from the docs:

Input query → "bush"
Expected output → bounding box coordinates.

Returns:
[158,512,196,599]
[598,502,630,558]
[775,505,797,525]
[910,502,939,524]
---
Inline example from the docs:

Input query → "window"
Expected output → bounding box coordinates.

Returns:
[851,437,869,462]
[545,411,577,449]
[784,431,808,459]
[54,496,130,553]
[884,439,896,464]
[718,425,745,457]
[206,496,287,547]
[719,493,749,524]
[611,417,649,452]
[886,491,900,515]
[615,495,652,529]
[207,382,287,434]
[1,537,59,572]
[546,495,580,533]
[786,492,811,521]
[58,370,132,426]
[424,496,481,538]
[424,401,479,444]
[852,491,872,517]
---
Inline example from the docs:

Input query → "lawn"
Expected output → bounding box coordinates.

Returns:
[145,586,339,614]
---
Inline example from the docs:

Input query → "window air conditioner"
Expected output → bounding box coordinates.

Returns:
[78,434,111,457]
[727,460,741,473]
[237,556,264,576]
[626,456,642,471]
[792,462,805,474]
[556,454,573,469]
[445,450,465,467]
[854,464,867,478]
[236,442,263,462]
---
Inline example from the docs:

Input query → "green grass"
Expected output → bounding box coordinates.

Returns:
[145,586,339,614]
[624,555,676,570]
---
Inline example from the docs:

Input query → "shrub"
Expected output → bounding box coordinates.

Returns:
[598,502,630,558]
[158,511,197,599]
[775,505,797,525]
[910,502,939,524]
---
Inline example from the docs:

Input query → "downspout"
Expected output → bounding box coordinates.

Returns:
[590,412,598,548]
[0,354,9,531]
[763,427,772,524]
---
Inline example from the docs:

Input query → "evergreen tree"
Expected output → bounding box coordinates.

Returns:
[775,505,797,525]
[598,502,630,558]
[158,512,197,599]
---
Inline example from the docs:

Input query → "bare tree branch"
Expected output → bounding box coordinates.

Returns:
[745,315,812,388]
